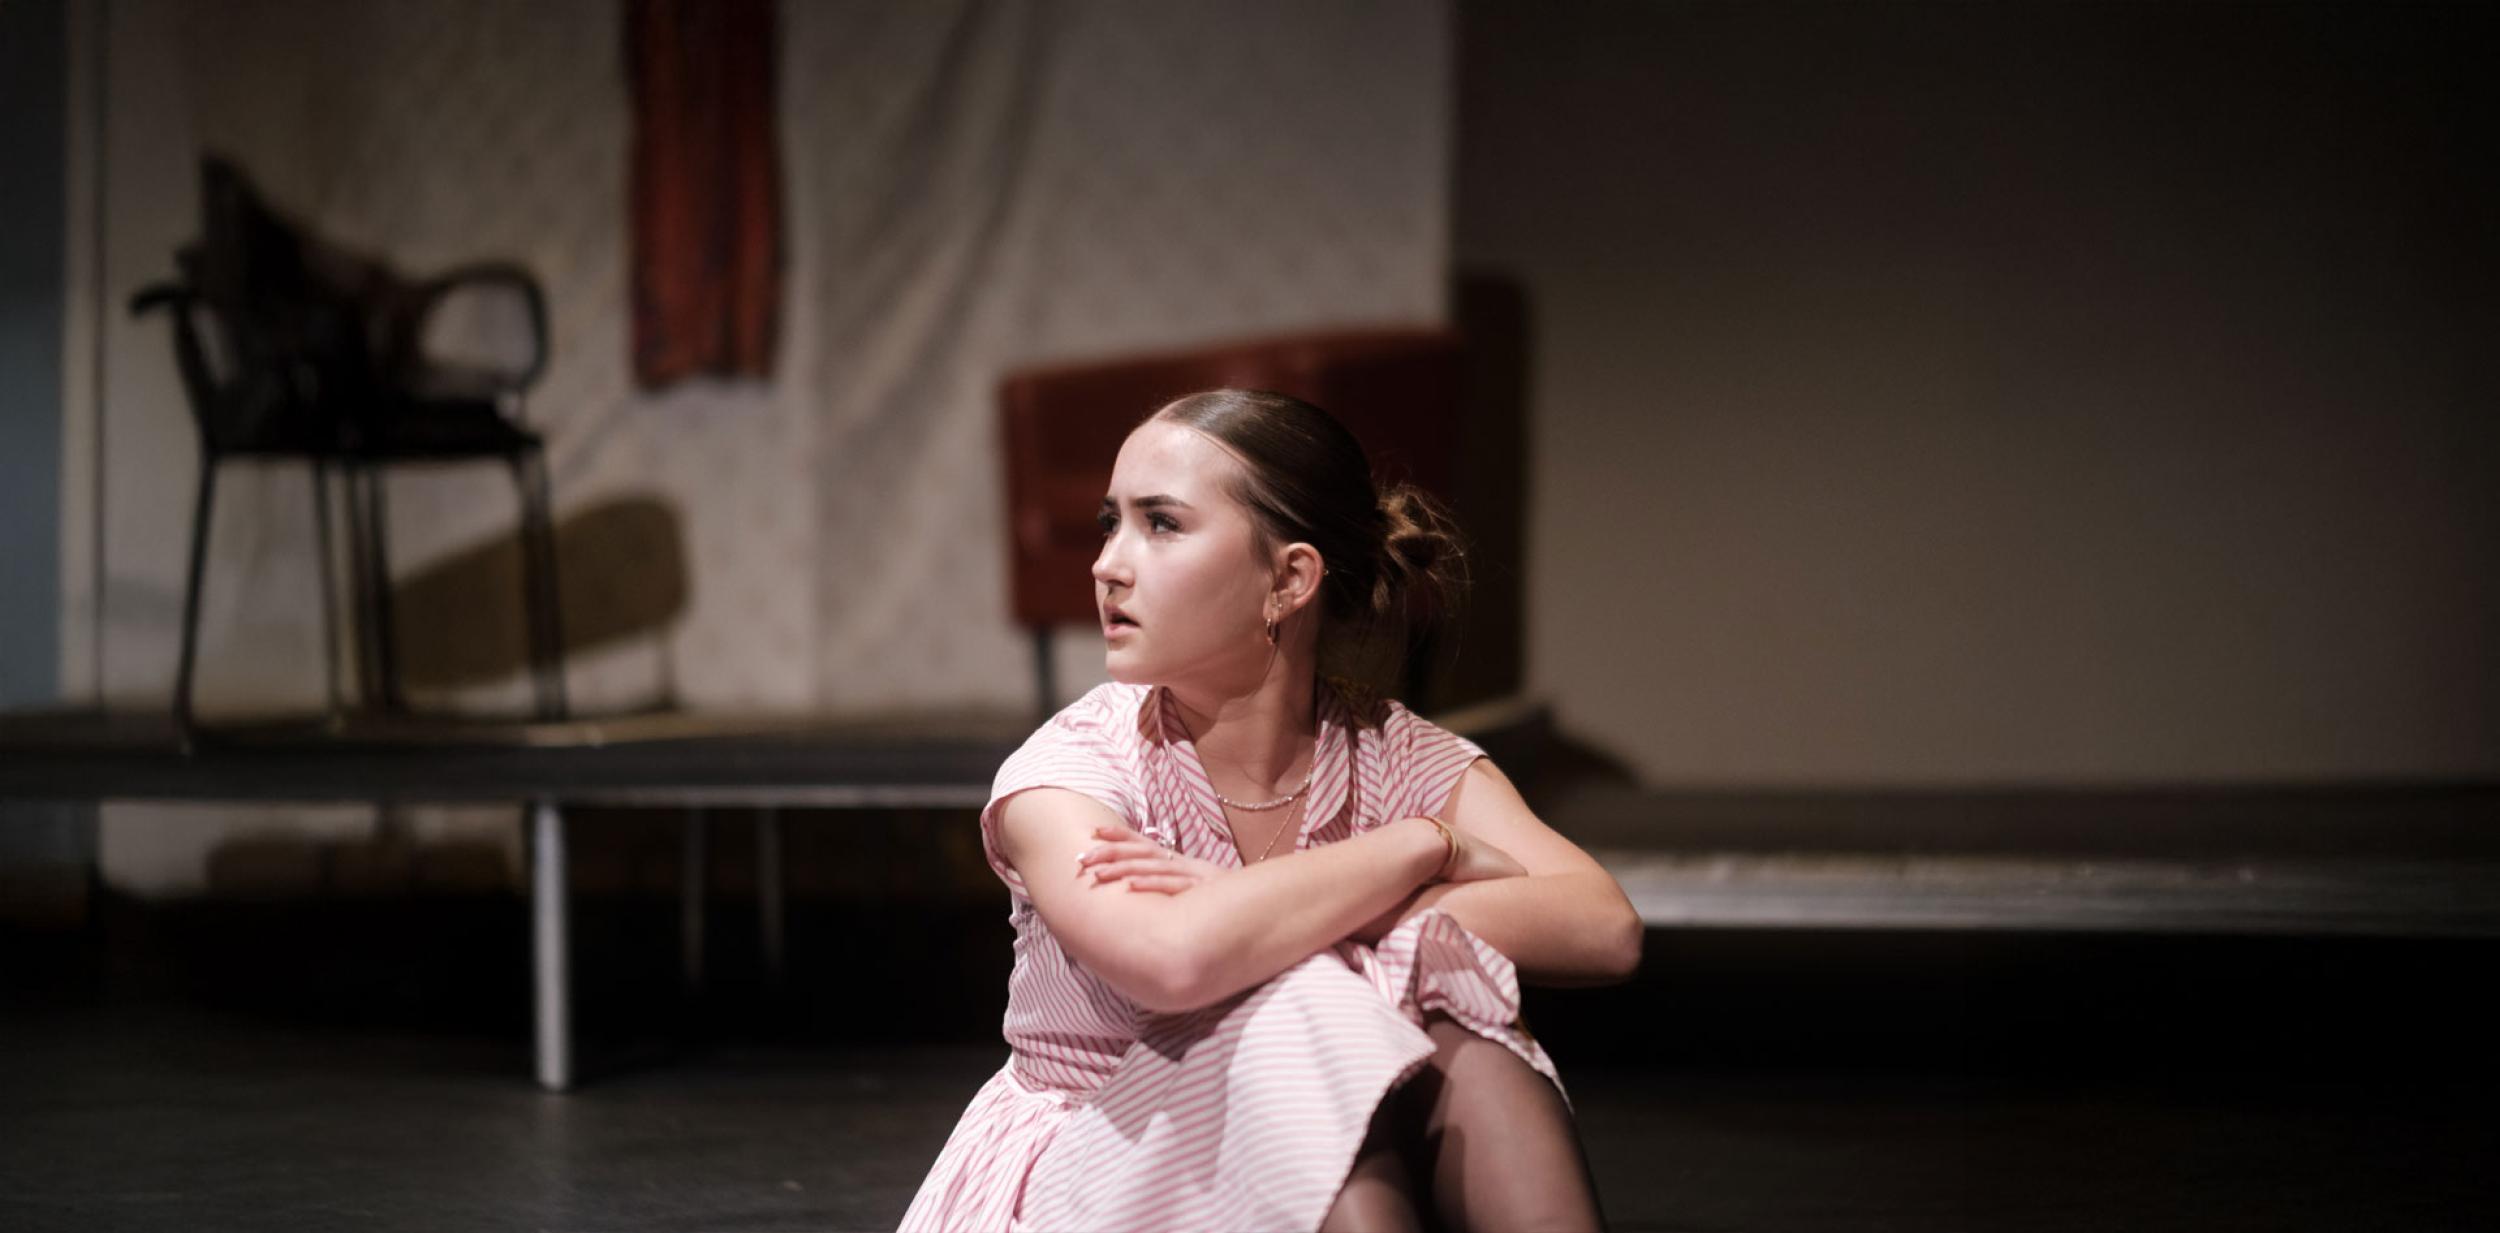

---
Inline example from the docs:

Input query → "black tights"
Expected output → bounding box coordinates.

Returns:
[1318,1016,1604,1232]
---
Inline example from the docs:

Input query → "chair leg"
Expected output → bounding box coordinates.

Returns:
[756,807,784,986]
[341,465,377,708]
[174,456,219,748]
[358,468,406,713]
[515,448,568,721]
[311,461,346,727]
[1032,627,1056,725]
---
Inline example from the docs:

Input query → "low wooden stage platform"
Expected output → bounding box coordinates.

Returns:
[1,708,1023,1091]
[6,706,2496,1090]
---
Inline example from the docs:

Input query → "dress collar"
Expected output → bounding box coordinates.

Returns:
[1147,682,1354,866]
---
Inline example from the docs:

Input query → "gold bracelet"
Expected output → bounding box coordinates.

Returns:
[1421,816,1461,880]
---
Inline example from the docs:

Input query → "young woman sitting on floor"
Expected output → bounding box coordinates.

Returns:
[902,388,1643,1232]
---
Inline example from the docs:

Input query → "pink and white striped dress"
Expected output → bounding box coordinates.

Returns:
[899,681,1561,1232]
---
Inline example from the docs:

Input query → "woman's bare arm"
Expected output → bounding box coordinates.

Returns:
[1357,759,1644,985]
[996,787,1449,1012]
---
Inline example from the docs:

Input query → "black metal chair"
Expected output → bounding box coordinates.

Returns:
[131,157,567,743]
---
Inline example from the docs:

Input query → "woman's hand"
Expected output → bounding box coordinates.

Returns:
[1075,823,1225,895]
[1336,821,1525,946]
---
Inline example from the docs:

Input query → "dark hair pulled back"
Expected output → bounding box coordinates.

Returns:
[1152,389,1467,689]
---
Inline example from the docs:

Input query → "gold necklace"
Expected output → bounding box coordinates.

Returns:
[1213,761,1315,812]
[1171,699,1319,812]
[1243,794,1303,863]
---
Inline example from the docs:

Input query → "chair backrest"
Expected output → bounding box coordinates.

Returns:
[998,327,1465,631]
[179,157,408,452]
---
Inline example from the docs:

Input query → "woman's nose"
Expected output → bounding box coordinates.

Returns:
[1091,533,1131,586]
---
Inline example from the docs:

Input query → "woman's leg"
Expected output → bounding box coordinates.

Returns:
[1409,1016,1605,1232]
[1319,1090,1426,1233]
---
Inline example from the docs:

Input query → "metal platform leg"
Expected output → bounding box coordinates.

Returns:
[530,797,571,1091]
[757,807,783,986]
[681,807,706,993]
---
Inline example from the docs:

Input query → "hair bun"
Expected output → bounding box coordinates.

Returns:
[1371,482,1468,622]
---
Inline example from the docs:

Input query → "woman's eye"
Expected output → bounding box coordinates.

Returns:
[1097,510,1178,537]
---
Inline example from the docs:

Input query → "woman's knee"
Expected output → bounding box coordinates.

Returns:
[1412,1016,1603,1229]
[1422,1016,1558,1106]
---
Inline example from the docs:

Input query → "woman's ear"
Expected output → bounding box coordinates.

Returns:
[1272,542,1325,619]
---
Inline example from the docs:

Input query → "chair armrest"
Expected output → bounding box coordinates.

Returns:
[403,262,551,394]
[129,280,193,317]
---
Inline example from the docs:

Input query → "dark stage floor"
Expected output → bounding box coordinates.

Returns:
[5,904,2497,1232]
[6,1000,2496,1232]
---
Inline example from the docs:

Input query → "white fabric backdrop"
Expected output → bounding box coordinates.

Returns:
[82,0,1449,895]
[89,0,1450,723]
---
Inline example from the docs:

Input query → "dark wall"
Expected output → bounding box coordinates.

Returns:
[1459,1,2499,785]
[0,0,89,924]
[1,0,65,711]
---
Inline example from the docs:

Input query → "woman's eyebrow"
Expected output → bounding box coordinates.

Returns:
[1100,494,1196,511]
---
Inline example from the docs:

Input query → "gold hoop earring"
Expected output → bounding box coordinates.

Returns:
[1265,616,1279,647]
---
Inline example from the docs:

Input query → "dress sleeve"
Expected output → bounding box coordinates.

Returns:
[1383,702,1488,823]
[976,695,1139,897]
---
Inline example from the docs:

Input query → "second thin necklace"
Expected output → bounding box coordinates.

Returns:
[1238,794,1304,863]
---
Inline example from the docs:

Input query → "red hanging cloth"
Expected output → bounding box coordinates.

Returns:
[627,0,781,388]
